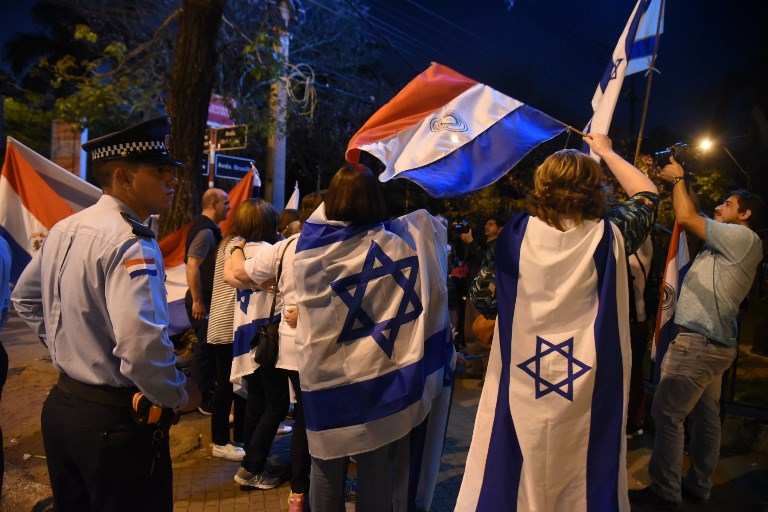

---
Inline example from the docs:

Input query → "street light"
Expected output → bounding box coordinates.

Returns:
[696,137,751,187]
[697,137,714,152]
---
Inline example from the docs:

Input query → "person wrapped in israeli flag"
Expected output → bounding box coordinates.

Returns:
[230,241,281,396]
[293,165,454,510]
[456,134,659,511]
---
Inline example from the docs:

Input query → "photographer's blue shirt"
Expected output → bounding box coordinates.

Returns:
[675,219,763,346]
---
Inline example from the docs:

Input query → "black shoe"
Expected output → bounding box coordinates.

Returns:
[629,487,681,511]
[681,486,708,504]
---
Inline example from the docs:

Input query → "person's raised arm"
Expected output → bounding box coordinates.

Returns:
[658,157,707,240]
[584,133,658,197]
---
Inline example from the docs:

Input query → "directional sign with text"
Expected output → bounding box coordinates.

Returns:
[215,154,254,180]
[203,125,248,152]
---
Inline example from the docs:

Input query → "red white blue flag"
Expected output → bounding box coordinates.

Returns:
[346,63,566,198]
[651,222,690,372]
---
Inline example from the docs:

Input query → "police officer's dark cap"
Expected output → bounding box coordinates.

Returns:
[82,116,183,167]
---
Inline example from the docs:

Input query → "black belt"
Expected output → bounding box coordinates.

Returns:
[56,373,137,408]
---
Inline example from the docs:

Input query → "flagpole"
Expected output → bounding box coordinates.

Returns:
[633,0,665,165]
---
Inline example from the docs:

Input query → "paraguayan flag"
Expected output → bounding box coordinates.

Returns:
[230,241,282,396]
[456,213,631,512]
[293,205,455,467]
[587,0,664,155]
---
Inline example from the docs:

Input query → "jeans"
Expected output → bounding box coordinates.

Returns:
[309,434,410,512]
[649,330,736,502]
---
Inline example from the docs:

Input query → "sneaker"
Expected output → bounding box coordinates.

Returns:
[234,467,281,490]
[628,487,681,511]
[212,443,245,461]
[277,422,293,435]
[288,492,305,512]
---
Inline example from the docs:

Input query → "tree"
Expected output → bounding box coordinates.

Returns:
[162,0,227,236]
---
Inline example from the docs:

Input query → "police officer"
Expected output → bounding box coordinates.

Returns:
[12,117,198,511]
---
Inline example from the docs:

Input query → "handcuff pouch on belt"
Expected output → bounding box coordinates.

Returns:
[131,392,178,428]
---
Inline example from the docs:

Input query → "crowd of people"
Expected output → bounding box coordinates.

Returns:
[0,115,765,512]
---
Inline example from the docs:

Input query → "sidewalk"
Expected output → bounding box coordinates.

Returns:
[2,310,768,511]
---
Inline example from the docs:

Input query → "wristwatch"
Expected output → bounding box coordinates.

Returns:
[671,176,685,186]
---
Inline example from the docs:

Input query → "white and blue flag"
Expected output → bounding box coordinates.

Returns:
[294,205,454,508]
[230,241,281,396]
[587,0,665,153]
[456,214,631,512]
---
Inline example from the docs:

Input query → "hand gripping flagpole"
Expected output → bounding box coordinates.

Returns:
[633,0,666,165]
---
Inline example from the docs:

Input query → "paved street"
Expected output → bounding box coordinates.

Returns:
[2,312,768,511]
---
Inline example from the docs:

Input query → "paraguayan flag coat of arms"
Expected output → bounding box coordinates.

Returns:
[293,205,455,465]
[457,213,631,512]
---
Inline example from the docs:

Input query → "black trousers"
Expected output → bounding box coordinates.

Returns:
[185,293,215,401]
[627,320,650,431]
[0,342,7,497]
[211,344,245,446]
[41,386,172,512]
[287,370,310,494]
[242,367,289,474]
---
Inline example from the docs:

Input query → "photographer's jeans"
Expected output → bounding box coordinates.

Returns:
[649,331,736,503]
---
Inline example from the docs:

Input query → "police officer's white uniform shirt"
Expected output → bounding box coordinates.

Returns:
[12,195,187,408]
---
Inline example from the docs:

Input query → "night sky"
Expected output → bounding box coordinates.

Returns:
[2,0,765,167]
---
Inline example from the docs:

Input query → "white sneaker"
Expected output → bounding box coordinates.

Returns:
[276,423,293,435]
[212,443,245,461]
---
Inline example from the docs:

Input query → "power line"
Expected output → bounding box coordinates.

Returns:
[303,0,426,65]
[308,0,439,60]
[402,0,483,41]
[340,0,420,72]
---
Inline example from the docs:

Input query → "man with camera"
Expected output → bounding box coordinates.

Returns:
[631,155,764,510]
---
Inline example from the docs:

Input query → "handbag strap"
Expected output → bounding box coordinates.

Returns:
[267,237,297,318]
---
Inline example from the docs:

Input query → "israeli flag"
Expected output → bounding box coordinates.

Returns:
[293,206,455,507]
[587,0,664,154]
[230,242,281,396]
[456,214,631,512]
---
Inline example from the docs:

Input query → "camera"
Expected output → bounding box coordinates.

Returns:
[653,142,695,169]
[451,220,472,235]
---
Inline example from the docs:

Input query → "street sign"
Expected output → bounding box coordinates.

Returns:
[207,94,235,128]
[203,125,248,153]
[215,154,254,181]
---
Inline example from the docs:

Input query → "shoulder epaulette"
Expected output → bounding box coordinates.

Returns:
[121,212,156,239]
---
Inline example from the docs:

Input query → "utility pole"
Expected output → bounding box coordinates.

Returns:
[265,0,290,212]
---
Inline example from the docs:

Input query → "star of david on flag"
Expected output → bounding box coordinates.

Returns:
[237,288,251,314]
[517,336,592,401]
[331,241,423,358]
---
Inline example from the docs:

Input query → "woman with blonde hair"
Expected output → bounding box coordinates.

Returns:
[456,134,658,512]
[205,199,278,462]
